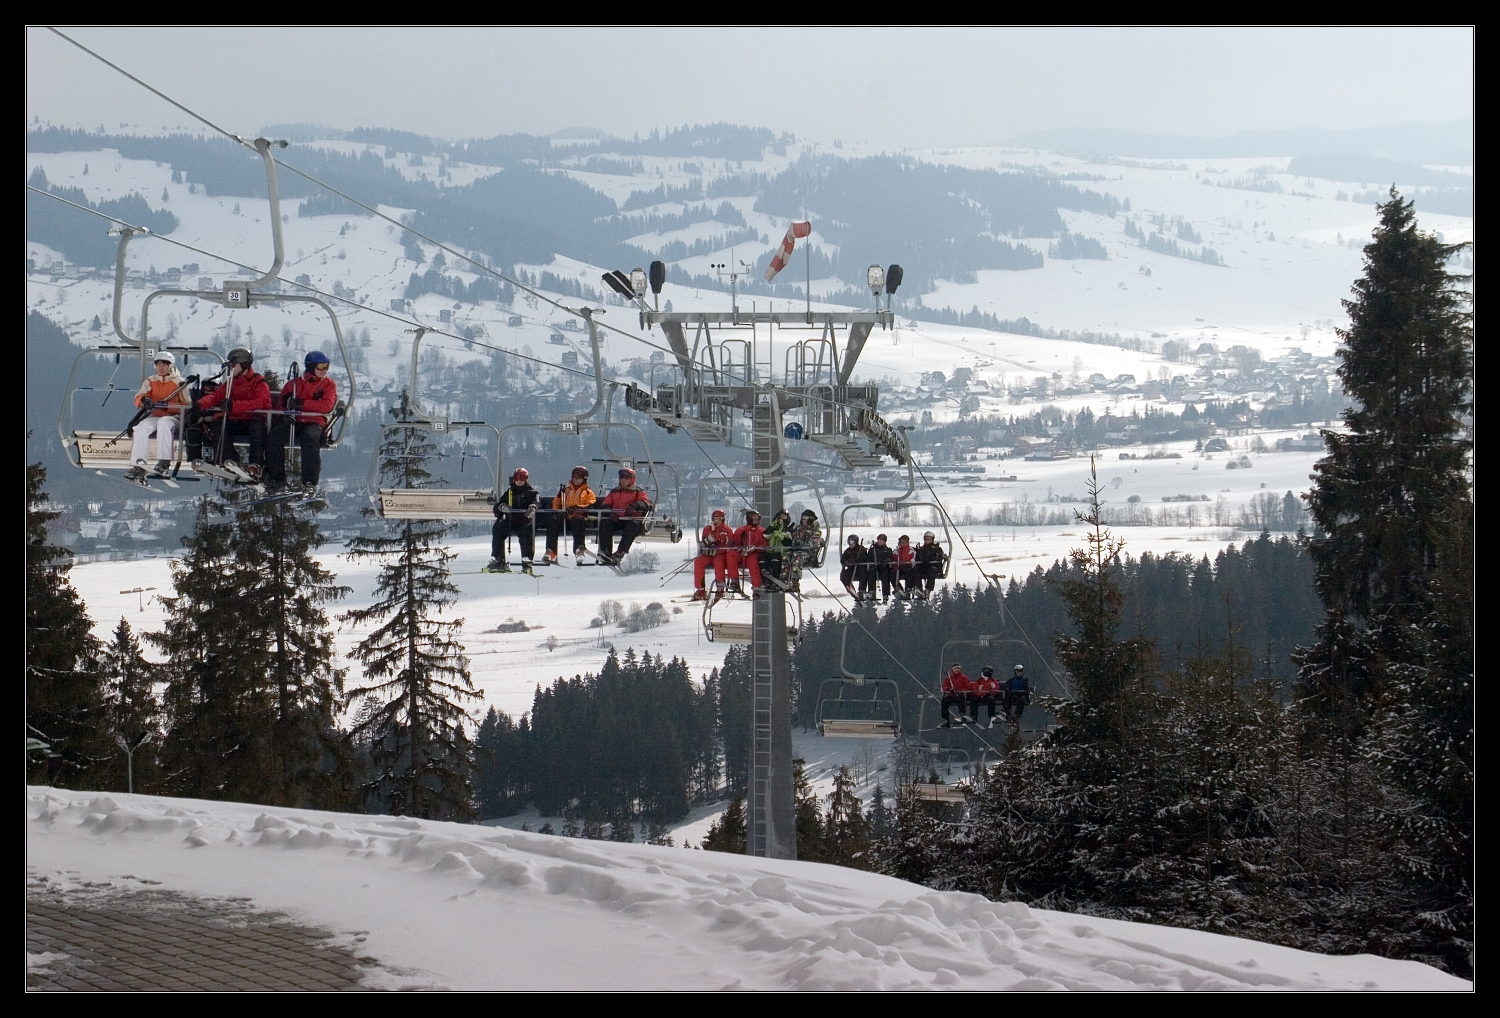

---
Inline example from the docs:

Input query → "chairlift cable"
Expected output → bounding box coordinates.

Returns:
[909,457,1068,694]
[45,27,685,363]
[28,185,606,387]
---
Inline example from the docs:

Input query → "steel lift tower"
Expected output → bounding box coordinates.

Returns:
[627,304,910,858]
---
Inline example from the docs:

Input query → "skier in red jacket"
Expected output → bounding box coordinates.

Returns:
[940,663,974,728]
[597,467,653,564]
[693,509,735,601]
[893,534,917,599]
[265,350,338,491]
[726,509,767,593]
[190,347,271,481]
[972,666,1001,727]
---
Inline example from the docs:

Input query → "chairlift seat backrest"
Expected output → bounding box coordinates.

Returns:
[908,783,967,803]
[378,488,496,519]
[820,719,898,738]
[72,430,178,469]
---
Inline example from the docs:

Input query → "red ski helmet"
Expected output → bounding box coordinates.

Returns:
[617,467,636,484]
[711,509,726,520]
[511,468,529,483]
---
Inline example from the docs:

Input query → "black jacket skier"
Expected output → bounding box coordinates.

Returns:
[490,468,541,571]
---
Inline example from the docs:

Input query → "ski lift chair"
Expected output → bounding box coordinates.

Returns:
[815,678,901,738]
[815,624,900,736]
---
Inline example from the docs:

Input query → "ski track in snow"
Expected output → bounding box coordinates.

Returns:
[28,787,1468,991]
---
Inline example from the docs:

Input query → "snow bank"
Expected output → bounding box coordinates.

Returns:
[27,787,1467,991]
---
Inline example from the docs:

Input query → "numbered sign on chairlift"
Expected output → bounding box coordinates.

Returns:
[757,393,771,405]
[618,457,633,471]
[558,415,578,435]
[748,473,764,484]
[883,500,899,512]
[222,282,249,306]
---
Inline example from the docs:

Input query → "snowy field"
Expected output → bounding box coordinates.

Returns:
[28,787,1469,991]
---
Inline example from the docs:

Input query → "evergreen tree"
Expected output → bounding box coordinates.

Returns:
[343,400,479,821]
[473,706,529,819]
[702,797,746,853]
[793,758,823,861]
[1299,188,1472,969]
[1049,458,1154,741]
[1306,188,1472,636]
[99,618,162,792]
[26,462,106,786]
[868,783,890,841]
[822,766,872,868]
[151,495,350,807]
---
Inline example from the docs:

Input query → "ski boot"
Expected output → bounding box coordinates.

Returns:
[151,460,173,478]
[521,560,535,576]
[124,462,150,484]
[485,558,511,573]
[691,589,709,602]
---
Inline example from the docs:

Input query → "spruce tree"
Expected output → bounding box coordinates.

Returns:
[701,797,746,853]
[151,495,350,807]
[27,462,106,786]
[1049,458,1155,741]
[1306,188,1472,634]
[822,765,872,868]
[342,401,479,821]
[793,758,823,861]
[99,618,162,793]
[1299,189,1472,969]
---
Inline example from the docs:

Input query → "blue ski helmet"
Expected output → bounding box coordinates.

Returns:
[304,350,331,371]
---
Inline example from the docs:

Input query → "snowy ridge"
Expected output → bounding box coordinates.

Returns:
[29,787,1467,991]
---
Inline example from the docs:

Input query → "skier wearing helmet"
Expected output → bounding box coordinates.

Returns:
[839,534,863,598]
[264,350,337,491]
[692,508,735,600]
[763,509,793,586]
[893,534,917,598]
[974,666,1001,727]
[189,347,271,482]
[914,530,946,598]
[1004,665,1031,724]
[789,509,821,591]
[545,465,596,564]
[125,351,191,482]
[597,466,652,564]
[488,467,540,573]
[727,508,767,593]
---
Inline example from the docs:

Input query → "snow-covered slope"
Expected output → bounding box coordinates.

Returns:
[28,787,1468,991]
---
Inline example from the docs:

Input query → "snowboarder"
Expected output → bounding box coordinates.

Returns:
[489,467,540,573]
[727,508,767,593]
[190,347,271,481]
[940,663,973,728]
[914,530,946,598]
[126,351,191,482]
[264,350,337,491]
[692,509,735,600]
[597,467,652,564]
[545,465,596,564]
[840,534,863,599]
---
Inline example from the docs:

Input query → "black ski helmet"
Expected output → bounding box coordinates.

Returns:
[981,666,995,678]
[800,509,817,520]
[227,348,254,370]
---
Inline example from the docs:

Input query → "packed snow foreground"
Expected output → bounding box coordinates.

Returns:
[28,788,1466,991]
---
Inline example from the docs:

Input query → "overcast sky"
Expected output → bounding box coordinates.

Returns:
[28,26,1473,149]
